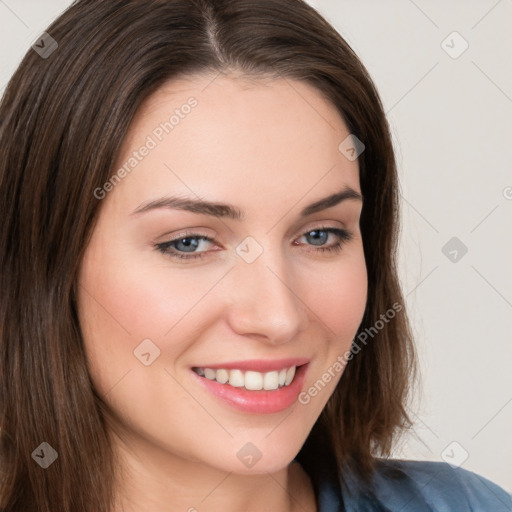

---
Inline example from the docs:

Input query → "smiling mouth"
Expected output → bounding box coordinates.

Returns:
[192,365,299,391]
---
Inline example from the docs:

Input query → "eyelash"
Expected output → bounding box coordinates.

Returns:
[154,226,352,261]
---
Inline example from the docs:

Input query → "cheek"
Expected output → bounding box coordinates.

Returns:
[76,240,165,396]
[300,248,367,346]
[295,249,367,412]
[78,240,230,339]
[76,238,230,394]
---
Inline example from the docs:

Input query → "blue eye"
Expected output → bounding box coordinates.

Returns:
[299,228,351,249]
[155,233,214,260]
[155,227,352,261]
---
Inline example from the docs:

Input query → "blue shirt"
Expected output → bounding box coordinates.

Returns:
[310,459,512,511]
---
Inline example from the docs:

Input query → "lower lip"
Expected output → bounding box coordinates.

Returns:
[191,364,309,414]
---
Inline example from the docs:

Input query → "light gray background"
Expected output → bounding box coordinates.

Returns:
[1,0,510,492]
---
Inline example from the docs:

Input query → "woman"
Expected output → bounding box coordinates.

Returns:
[0,0,509,511]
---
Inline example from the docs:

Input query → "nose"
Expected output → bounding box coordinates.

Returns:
[224,245,309,345]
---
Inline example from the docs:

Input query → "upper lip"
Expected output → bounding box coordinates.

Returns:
[192,357,309,373]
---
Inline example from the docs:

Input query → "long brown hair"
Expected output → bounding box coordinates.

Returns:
[0,0,416,510]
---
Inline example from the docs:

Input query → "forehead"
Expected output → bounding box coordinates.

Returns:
[109,72,360,215]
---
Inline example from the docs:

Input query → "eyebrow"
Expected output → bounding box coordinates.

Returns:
[130,186,362,220]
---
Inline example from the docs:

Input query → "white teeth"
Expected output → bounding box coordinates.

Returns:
[194,366,298,390]
[284,366,296,386]
[263,371,279,391]
[204,368,216,380]
[245,371,263,390]
[216,369,229,384]
[228,369,245,387]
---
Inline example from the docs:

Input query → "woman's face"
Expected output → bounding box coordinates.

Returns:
[77,73,367,476]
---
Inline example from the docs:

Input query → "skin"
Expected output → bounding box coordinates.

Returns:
[77,72,368,512]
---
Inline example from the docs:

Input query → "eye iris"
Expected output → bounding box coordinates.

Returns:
[175,237,199,252]
[307,230,328,246]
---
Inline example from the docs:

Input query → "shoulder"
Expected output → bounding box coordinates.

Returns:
[337,459,512,512]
